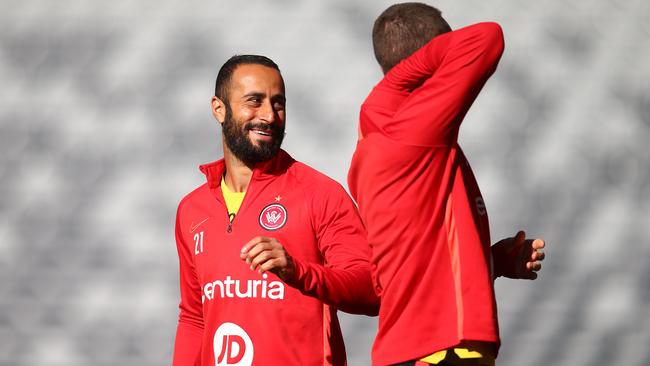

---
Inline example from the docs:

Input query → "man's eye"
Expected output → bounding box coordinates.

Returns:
[274,103,285,110]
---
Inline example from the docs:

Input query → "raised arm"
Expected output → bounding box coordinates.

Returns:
[172,210,204,366]
[371,22,504,146]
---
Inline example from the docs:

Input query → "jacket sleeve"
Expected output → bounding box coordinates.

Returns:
[172,206,204,366]
[283,183,380,316]
[372,22,504,146]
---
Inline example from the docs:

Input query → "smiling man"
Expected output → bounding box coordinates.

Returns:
[171,55,379,366]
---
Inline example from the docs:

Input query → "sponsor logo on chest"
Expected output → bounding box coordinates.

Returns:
[214,322,254,365]
[202,273,285,302]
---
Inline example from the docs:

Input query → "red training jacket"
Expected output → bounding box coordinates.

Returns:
[173,149,378,366]
[348,22,505,365]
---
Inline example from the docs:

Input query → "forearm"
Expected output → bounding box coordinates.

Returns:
[285,259,379,316]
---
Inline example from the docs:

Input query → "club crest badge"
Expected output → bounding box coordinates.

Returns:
[259,203,288,231]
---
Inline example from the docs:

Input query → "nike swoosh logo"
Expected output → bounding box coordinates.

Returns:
[189,217,210,233]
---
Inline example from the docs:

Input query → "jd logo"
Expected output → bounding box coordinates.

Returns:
[213,322,253,365]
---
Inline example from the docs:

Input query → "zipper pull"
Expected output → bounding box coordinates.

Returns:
[227,213,236,233]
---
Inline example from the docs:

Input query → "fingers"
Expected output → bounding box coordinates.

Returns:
[257,257,287,274]
[528,238,545,263]
[531,249,545,261]
[526,239,544,271]
[248,249,274,272]
[240,236,271,258]
[523,236,544,280]
[526,260,542,272]
[241,238,272,262]
[240,236,286,274]
[519,263,540,280]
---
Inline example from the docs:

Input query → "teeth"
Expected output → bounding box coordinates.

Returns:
[253,130,271,136]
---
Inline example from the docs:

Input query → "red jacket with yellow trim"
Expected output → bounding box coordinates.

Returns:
[173,149,378,366]
[348,22,505,365]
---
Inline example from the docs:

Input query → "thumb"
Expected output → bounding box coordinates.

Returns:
[505,230,526,255]
[514,230,526,244]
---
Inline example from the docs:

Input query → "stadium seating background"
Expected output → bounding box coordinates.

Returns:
[1,0,649,365]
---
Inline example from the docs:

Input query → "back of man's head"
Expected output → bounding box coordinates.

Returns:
[373,2,451,74]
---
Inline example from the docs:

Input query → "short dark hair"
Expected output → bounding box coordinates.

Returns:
[214,55,281,102]
[372,2,451,74]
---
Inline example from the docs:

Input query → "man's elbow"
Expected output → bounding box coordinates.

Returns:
[479,22,505,61]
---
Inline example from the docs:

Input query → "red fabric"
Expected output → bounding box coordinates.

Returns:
[347,23,505,365]
[173,149,378,366]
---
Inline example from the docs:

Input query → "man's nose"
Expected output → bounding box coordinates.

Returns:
[258,100,276,123]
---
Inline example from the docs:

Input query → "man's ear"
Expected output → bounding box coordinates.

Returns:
[211,96,226,124]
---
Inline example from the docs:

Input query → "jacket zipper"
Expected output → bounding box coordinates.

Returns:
[223,165,260,233]
[227,213,236,233]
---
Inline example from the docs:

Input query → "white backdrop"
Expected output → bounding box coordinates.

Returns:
[1,1,649,365]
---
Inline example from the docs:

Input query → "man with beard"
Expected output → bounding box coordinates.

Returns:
[171,55,379,366]
[347,3,545,366]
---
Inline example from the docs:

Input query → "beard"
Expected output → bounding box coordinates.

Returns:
[222,103,285,166]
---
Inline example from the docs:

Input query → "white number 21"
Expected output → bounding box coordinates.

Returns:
[194,231,204,255]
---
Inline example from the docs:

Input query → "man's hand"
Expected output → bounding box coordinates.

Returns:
[240,236,296,282]
[492,230,545,280]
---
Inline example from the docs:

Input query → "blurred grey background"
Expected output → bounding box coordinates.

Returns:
[1,0,649,365]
